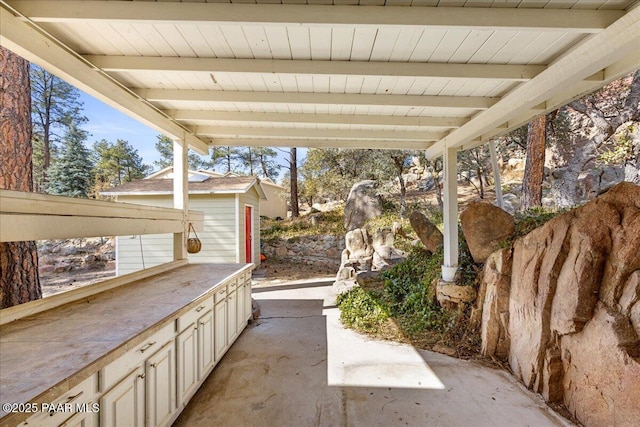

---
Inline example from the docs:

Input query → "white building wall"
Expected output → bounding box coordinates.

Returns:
[115,194,238,276]
[260,183,287,219]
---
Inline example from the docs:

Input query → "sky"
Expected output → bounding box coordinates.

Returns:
[78,91,303,180]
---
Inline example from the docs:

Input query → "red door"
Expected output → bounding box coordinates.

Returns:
[245,206,252,263]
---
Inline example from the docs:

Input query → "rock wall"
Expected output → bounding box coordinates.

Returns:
[480,182,640,427]
[261,235,345,269]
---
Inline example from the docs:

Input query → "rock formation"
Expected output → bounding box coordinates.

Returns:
[333,227,405,294]
[344,180,383,232]
[460,201,515,264]
[479,182,640,427]
[408,210,443,253]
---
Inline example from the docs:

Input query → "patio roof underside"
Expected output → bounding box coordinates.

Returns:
[1,0,639,158]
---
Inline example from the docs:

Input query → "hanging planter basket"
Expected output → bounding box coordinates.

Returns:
[187,223,202,254]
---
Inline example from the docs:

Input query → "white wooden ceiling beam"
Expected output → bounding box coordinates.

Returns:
[197,126,445,141]
[425,4,640,158]
[210,138,433,150]
[136,89,499,110]
[475,52,640,146]
[86,56,545,81]
[0,5,210,154]
[170,110,468,128]
[10,1,622,33]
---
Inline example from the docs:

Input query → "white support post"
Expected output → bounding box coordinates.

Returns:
[442,147,459,282]
[489,141,504,209]
[173,138,189,261]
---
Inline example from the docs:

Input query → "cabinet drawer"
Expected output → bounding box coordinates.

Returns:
[214,286,228,304]
[100,322,174,393]
[176,296,214,332]
[228,278,238,291]
[18,374,98,426]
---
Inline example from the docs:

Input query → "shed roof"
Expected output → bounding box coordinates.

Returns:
[101,175,267,199]
[2,1,638,158]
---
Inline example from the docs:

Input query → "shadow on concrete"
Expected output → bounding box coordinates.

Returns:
[174,281,570,427]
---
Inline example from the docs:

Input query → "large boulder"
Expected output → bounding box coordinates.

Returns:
[561,303,640,427]
[480,248,512,360]
[344,180,383,231]
[460,202,515,263]
[408,210,443,253]
[500,182,640,425]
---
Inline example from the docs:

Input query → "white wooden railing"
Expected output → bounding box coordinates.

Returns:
[0,189,204,323]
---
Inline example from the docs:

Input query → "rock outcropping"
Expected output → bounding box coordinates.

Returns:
[479,182,640,427]
[333,227,405,294]
[344,180,383,232]
[460,201,515,264]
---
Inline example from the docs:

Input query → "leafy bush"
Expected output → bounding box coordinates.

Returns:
[336,287,391,334]
[336,234,483,355]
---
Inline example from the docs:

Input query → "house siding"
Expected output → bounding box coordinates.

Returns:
[115,194,240,276]
[260,182,287,219]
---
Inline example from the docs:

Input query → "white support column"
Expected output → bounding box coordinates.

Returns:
[173,138,189,261]
[442,147,459,282]
[489,141,504,209]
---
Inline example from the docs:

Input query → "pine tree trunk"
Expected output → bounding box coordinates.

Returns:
[521,115,546,211]
[0,47,42,308]
[290,148,300,218]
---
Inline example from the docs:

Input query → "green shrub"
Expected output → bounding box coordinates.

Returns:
[336,287,391,334]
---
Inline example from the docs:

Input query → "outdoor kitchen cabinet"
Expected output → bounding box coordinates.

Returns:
[100,367,145,427]
[176,296,215,408]
[214,286,229,361]
[1,264,253,427]
[100,323,176,427]
[227,280,238,343]
[16,375,99,427]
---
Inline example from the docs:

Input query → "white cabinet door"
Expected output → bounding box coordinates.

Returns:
[197,310,215,378]
[236,284,246,335]
[146,341,176,427]
[245,279,252,323]
[176,324,198,407]
[214,300,227,361]
[100,367,145,427]
[227,291,237,342]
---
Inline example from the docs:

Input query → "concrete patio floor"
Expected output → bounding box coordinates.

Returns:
[174,278,572,427]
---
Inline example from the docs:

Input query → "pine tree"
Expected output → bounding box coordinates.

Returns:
[153,135,213,171]
[94,139,148,188]
[0,46,42,308]
[30,65,86,191]
[45,124,94,198]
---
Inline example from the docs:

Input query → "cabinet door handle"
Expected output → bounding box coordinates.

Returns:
[196,305,205,312]
[150,363,156,368]
[64,391,83,403]
[138,373,146,379]
[139,341,156,353]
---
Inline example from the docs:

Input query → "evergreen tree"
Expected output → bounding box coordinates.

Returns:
[1,46,41,308]
[153,135,213,171]
[45,124,93,198]
[212,146,241,173]
[254,147,280,180]
[30,65,86,191]
[94,139,148,188]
